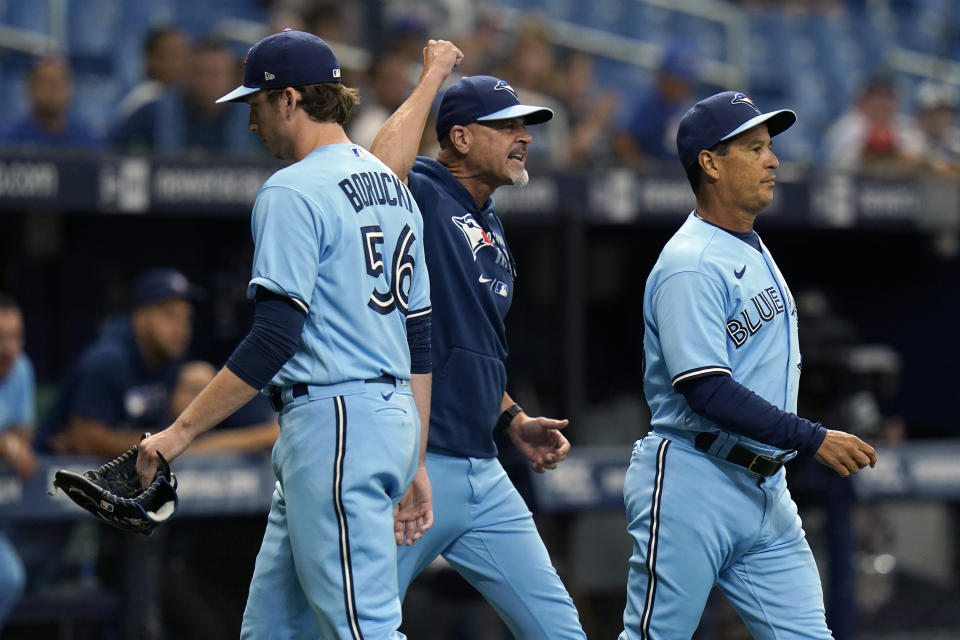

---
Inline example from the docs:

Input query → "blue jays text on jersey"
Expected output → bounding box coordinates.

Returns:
[725,283,795,348]
[643,212,802,456]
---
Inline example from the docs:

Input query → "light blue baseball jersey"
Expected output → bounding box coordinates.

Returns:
[622,212,831,640]
[0,354,35,431]
[643,212,800,454]
[248,143,430,387]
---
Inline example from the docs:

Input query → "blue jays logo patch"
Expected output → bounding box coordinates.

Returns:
[731,92,761,114]
[493,80,519,100]
[452,214,495,259]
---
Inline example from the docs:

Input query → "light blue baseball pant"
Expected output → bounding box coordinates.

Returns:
[241,377,419,640]
[0,530,26,630]
[620,433,832,640]
[397,452,586,640]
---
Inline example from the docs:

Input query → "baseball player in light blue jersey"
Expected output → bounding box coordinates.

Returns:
[0,294,35,632]
[137,30,433,640]
[372,41,585,640]
[620,91,878,639]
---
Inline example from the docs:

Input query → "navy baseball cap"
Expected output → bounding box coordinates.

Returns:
[435,75,554,141]
[134,268,203,308]
[216,29,341,104]
[676,91,796,170]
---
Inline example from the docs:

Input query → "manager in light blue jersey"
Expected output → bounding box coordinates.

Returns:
[136,30,432,640]
[371,41,586,639]
[620,92,880,639]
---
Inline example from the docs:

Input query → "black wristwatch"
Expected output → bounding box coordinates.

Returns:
[495,402,523,434]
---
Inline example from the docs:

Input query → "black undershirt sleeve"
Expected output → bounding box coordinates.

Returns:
[225,289,306,390]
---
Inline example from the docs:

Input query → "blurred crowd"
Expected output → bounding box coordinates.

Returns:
[1,2,959,178]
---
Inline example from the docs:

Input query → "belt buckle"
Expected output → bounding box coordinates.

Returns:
[268,386,283,412]
[748,452,779,475]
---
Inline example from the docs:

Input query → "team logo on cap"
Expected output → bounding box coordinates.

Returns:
[493,80,519,100]
[731,92,761,114]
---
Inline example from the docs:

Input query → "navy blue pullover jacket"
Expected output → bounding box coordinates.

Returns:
[408,157,517,458]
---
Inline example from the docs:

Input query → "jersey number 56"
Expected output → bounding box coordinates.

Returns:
[361,224,416,316]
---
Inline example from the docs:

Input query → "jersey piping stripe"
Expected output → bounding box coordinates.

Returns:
[332,396,365,640]
[250,277,310,314]
[640,439,670,639]
[671,366,732,387]
[406,305,432,319]
[288,297,309,314]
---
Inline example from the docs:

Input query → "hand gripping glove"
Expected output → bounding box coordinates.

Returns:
[51,437,178,535]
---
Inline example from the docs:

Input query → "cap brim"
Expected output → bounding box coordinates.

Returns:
[720,109,797,142]
[215,85,262,104]
[476,104,554,125]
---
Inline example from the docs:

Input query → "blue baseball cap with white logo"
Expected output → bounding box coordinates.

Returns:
[676,91,796,170]
[435,75,554,141]
[134,268,203,309]
[216,29,341,104]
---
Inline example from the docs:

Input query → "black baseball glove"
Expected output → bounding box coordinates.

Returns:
[51,437,178,536]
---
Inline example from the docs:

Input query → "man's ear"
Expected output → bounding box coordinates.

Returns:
[699,149,721,181]
[282,87,300,115]
[449,125,471,154]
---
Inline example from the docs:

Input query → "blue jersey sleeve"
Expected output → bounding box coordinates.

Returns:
[248,185,323,310]
[653,271,732,387]
[0,355,35,428]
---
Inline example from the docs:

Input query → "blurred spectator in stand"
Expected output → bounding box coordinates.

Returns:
[169,360,278,455]
[267,4,306,34]
[381,8,433,63]
[822,73,925,176]
[452,7,506,78]
[613,40,699,170]
[348,52,418,149]
[115,25,190,123]
[554,51,619,168]
[35,267,275,457]
[492,17,557,101]
[0,294,35,633]
[491,16,570,167]
[271,0,364,48]
[914,81,960,178]
[109,38,256,156]
[0,56,102,150]
[301,1,367,78]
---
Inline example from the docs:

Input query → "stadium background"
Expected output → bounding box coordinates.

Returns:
[1,0,959,638]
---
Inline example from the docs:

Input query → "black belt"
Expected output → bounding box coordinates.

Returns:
[694,432,785,477]
[268,374,397,411]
